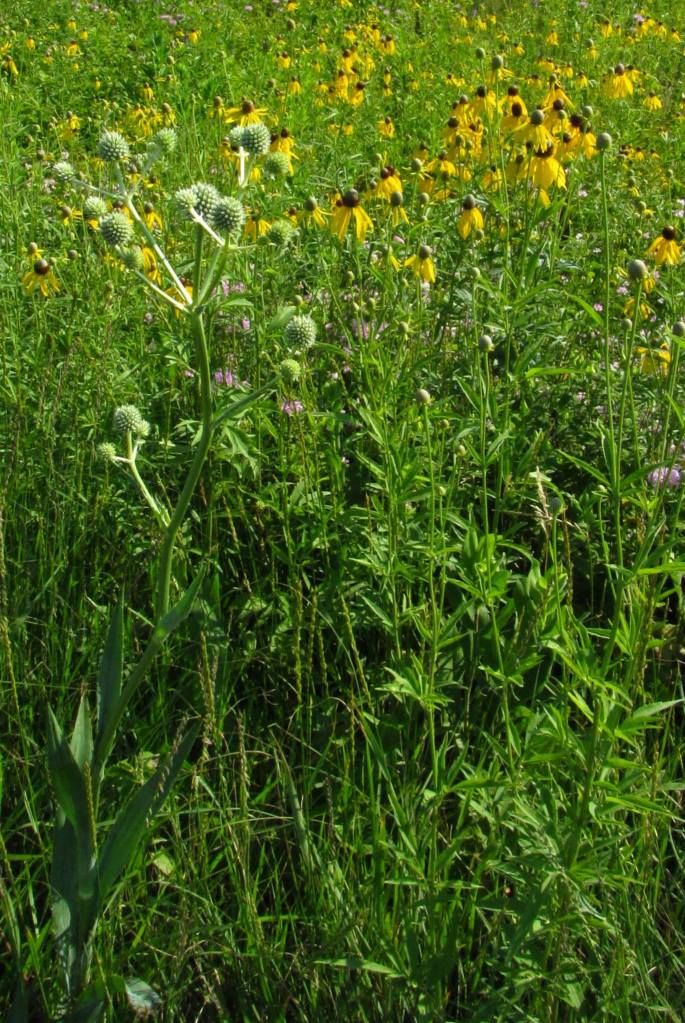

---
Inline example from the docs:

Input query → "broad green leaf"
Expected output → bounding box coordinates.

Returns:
[96,598,124,754]
[96,723,198,902]
[47,708,92,843]
[125,977,162,1017]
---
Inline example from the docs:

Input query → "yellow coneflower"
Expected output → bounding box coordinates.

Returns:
[142,247,162,285]
[141,82,154,103]
[330,189,373,243]
[636,343,671,376]
[299,197,328,229]
[224,97,267,126]
[514,109,554,150]
[500,99,528,135]
[643,93,662,111]
[277,50,292,70]
[471,84,497,119]
[603,64,633,99]
[378,116,395,138]
[143,203,163,232]
[388,191,409,226]
[287,77,302,96]
[405,244,436,284]
[542,80,574,110]
[482,165,504,192]
[349,81,366,107]
[25,37,36,50]
[529,145,566,191]
[22,257,60,297]
[58,204,82,227]
[2,53,18,77]
[244,211,271,240]
[374,165,402,201]
[66,40,80,57]
[457,194,484,239]
[646,226,682,266]
[127,104,156,138]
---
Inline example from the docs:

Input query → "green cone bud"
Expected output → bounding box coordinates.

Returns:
[284,314,317,348]
[211,196,245,235]
[98,130,130,162]
[100,211,134,247]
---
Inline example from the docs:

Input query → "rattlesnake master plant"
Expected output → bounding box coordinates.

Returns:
[33,125,290,1022]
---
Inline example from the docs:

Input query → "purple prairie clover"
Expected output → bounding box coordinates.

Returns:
[647,466,681,489]
[214,368,238,387]
[281,399,304,416]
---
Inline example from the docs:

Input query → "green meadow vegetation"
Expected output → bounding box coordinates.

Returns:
[2,0,685,1018]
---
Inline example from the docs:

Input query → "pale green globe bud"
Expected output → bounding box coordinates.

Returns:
[263,151,291,178]
[120,246,145,271]
[211,196,245,235]
[114,404,149,436]
[98,130,130,162]
[190,182,219,220]
[53,160,75,183]
[267,219,295,246]
[151,127,177,157]
[100,211,134,247]
[97,442,118,463]
[241,122,271,156]
[83,195,108,221]
[284,314,317,348]
[279,358,301,384]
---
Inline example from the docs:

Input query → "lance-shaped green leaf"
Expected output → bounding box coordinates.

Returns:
[96,722,198,904]
[95,598,124,761]
[8,976,28,1023]
[125,977,162,1017]
[93,572,204,779]
[47,708,93,844]
[70,695,93,771]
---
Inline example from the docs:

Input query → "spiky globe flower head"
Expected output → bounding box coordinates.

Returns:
[267,219,296,246]
[263,151,291,178]
[120,246,145,272]
[150,127,177,157]
[228,125,245,149]
[279,358,302,384]
[174,187,199,220]
[97,130,130,162]
[191,182,220,220]
[100,211,134,248]
[53,160,75,184]
[211,196,245,236]
[83,195,108,222]
[284,314,317,349]
[97,442,118,463]
[240,121,271,156]
[113,404,150,437]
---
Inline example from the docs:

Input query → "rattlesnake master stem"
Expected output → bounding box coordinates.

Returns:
[53,160,75,183]
[211,196,245,235]
[240,122,271,156]
[114,405,150,437]
[100,211,134,247]
[83,195,108,221]
[284,314,317,348]
[97,130,130,162]
[263,152,290,178]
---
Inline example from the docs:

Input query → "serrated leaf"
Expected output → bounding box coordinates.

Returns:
[96,599,124,756]
[125,977,162,1017]
[96,724,198,901]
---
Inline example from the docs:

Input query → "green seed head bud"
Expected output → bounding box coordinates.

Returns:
[415,387,431,405]
[284,314,317,348]
[462,193,476,210]
[267,219,295,246]
[596,131,612,151]
[672,320,685,337]
[53,160,75,183]
[263,151,291,178]
[581,104,593,118]
[399,321,410,335]
[98,130,130,162]
[241,121,271,156]
[491,54,504,70]
[475,46,485,59]
[478,333,494,352]
[279,357,301,384]
[620,317,632,331]
[530,108,545,126]
[113,404,148,436]
[418,191,430,205]
[151,127,177,157]
[97,442,118,463]
[120,246,145,271]
[100,211,134,248]
[411,158,423,173]
[190,182,219,220]
[418,244,432,260]
[390,190,404,207]
[627,258,648,281]
[83,195,108,221]
[304,196,319,212]
[211,196,245,235]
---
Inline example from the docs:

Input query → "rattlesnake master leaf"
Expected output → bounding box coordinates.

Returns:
[240,122,271,156]
[113,405,150,437]
[100,212,134,248]
[98,130,130,162]
[211,196,245,235]
[284,314,317,348]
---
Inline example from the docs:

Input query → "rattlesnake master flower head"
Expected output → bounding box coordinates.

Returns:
[267,219,296,246]
[83,195,108,221]
[98,130,130,162]
[189,182,219,220]
[100,211,134,248]
[279,357,302,384]
[228,125,245,148]
[150,127,177,157]
[120,246,145,271]
[114,404,150,437]
[211,196,245,235]
[284,314,317,349]
[263,151,290,178]
[53,160,75,183]
[97,442,118,463]
[174,187,199,220]
[240,121,271,156]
